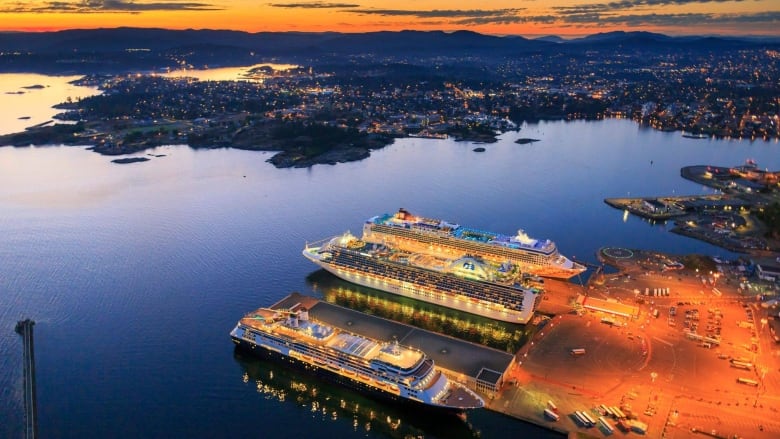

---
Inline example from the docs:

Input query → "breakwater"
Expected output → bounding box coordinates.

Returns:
[15,319,38,439]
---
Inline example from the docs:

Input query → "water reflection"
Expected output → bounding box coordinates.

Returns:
[0,73,100,136]
[306,269,530,353]
[233,348,481,439]
[160,63,300,82]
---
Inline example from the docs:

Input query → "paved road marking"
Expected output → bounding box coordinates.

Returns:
[653,336,673,347]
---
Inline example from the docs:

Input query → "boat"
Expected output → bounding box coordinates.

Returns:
[682,131,709,139]
[303,232,543,324]
[230,305,484,412]
[361,208,586,279]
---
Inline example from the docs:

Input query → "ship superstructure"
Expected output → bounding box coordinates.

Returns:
[230,305,484,411]
[303,232,543,324]
[362,208,586,279]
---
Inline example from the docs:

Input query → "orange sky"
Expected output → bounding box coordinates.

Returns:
[1,1,778,36]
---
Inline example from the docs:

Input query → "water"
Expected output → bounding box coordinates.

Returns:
[159,63,300,81]
[1,73,779,438]
[0,74,100,136]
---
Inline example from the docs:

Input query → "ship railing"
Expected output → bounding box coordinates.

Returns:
[332,249,532,311]
[304,236,340,251]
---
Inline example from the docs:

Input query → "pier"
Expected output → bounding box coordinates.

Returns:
[15,319,38,439]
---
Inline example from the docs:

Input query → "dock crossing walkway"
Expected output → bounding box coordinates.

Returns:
[15,319,38,439]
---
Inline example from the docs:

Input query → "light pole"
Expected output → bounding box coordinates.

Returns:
[649,371,659,415]
[753,366,768,408]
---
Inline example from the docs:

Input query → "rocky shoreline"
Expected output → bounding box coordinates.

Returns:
[0,115,517,168]
[0,118,399,168]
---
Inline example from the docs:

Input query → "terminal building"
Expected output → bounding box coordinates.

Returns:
[757,263,780,283]
[578,294,640,320]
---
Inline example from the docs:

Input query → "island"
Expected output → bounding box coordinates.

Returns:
[111,157,150,164]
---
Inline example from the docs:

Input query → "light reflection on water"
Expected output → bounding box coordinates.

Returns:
[0,73,100,136]
[1,72,780,438]
[307,269,529,353]
[234,348,483,439]
[159,63,300,81]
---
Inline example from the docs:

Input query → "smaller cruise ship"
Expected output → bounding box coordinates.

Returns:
[362,208,586,279]
[231,304,484,412]
[303,232,543,324]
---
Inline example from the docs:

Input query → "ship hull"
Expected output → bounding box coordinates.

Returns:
[304,250,534,324]
[231,335,466,415]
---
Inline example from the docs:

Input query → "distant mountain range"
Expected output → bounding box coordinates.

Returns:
[1,28,777,74]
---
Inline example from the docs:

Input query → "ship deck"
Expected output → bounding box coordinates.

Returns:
[271,292,514,383]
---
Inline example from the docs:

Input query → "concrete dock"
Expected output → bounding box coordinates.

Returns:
[15,319,38,439]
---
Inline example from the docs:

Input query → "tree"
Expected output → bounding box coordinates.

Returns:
[756,202,780,239]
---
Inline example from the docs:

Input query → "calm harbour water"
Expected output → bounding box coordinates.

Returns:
[1,73,779,438]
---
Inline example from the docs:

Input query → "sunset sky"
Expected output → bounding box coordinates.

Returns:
[1,0,778,37]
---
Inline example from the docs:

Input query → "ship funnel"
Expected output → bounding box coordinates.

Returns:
[514,229,534,245]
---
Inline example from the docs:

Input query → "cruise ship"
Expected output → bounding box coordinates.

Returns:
[303,233,543,324]
[362,208,586,279]
[230,305,484,412]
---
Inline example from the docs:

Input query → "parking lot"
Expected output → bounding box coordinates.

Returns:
[490,248,780,438]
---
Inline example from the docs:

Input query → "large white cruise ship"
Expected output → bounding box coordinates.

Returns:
[230,304,484,412]
[303,232,543,324]
[362,208,586,279]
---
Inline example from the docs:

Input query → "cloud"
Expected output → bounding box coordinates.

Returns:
[554,0,746,15]
[344,8,528,25]
[1,0,220,13]
[560,11,780,27]
[268,2,360,8]
[544,0,779,29]
[455,14,556,26]
[349,8,524,19]
[719,10,780,24]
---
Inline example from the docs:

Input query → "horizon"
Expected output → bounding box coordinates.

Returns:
[1,27,778,42]
[1,1,778,37]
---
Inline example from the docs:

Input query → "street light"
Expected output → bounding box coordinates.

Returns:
[754,366,769,408]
